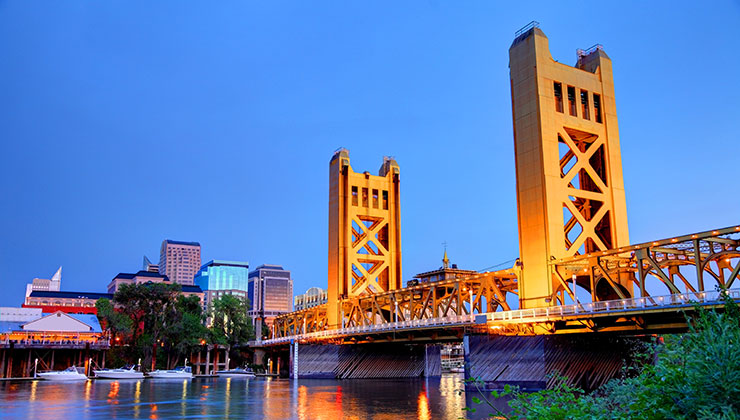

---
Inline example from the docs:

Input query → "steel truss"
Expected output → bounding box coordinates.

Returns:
[272,225,740,341]
[273,271,517,339]
[552,225,740,303]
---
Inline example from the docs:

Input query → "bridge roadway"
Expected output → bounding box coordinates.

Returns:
[259,289,738,346]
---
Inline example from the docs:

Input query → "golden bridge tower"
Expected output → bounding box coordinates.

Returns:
[509,24,631,308]
[327,149,402,328]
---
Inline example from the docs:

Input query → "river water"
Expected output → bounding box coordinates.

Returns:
[0,373,501,419]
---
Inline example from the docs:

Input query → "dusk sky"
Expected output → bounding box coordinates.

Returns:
[1,2,739,307]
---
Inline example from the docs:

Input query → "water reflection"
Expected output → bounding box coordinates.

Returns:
[0,373,488,419]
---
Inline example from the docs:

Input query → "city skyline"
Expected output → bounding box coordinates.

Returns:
[2,2,740,307]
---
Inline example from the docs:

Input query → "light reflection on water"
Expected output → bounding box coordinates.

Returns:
[0,374,496,419]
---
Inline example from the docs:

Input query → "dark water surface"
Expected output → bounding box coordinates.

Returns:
[0,373,500,419]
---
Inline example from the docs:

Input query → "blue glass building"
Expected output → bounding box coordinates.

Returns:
[194,260,250,315]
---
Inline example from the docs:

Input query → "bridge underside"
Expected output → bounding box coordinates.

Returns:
[290,342,441,379]
[464,334,643,392]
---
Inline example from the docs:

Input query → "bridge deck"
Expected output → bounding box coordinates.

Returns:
[258,289,738,346]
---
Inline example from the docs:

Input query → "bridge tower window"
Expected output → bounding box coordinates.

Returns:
[351,186,358,206]
[593,93,602,123]
[567,86,577,116]
[362,188,369,207]
[372,189,379,208]
[554,82,563,113]
[580,90,590,120]
[382,190,388,210]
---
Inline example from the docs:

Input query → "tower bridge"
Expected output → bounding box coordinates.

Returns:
[255,23,740,390]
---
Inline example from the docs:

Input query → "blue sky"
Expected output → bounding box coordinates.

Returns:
[1,2,739,306]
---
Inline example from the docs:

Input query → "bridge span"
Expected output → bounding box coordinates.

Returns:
[252,24,740,391]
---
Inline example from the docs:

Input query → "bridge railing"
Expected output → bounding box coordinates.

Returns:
[260,289,740,346]
[486,289,740,323]
[262,313,477,345]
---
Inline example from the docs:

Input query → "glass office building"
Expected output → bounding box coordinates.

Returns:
[195,260,250,292]
[248,264,293,331]
[194,260,250,318]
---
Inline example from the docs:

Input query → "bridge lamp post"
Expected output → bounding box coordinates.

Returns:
[572,275,580,304]
[394,301,399,323]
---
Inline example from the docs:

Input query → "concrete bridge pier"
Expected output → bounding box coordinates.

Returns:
[289,342,441,379]
[464,335,640,392]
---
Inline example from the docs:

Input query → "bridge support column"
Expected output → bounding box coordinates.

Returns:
[290,342,441,379]
[464,335,637,392]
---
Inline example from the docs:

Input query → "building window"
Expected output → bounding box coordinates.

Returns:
[382,190,388,210]
[372,189,379,208]
[593,93,602,123]
[362,188,369,207]
[351,186,358,206]
[580,90,590,120]
[554,82,563,113]
[567,86,577,116]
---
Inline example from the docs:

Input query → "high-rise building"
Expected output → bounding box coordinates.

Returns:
[194,260,250,315]
[294,287,327,311]
[159,240,201,285]
[248,264,292,332]
[24,267,62,298]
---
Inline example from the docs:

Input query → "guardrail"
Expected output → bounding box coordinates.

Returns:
[258,289,739,346]
[261,314,476,346]
[486,289,739,323]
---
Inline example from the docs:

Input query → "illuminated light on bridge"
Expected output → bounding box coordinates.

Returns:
[253,24,740,391]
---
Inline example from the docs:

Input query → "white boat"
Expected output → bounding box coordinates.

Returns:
[148,365,193,379]
[37,366,88,381]
[93,365,145,380]
[214,367,256,378]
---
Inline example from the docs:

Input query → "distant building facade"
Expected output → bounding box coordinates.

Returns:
[413,251,477,284]
[294,287,328,311]
[248,264,293,330]
[194,260,250,315]
[24,267,62,298]
[23,291,113,315]
[159,240,201,285]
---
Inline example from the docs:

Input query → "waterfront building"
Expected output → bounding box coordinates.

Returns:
[0,309,108,378]
[159,239,201,285]
[194,260,250,321]
[24,267,62,298]
[294,287,327,311]
[23,291,113,315]
[107,270,204,302]
[142,256,159,272]
[413,251,477,284]
[248,264,292,332]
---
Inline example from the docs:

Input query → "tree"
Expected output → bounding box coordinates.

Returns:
[113,282,182,370]
[163,295,209,368]
[96,297,133,343]
[209,294,255,362]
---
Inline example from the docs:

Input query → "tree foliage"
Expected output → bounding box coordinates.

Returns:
[467,292,740,419]
[209,294,254,348]
[95,297,133,340]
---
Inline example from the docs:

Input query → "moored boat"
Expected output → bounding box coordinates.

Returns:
[37,366,88,381]
[93,365,144,380]
[214,367,256,378]
[148,365,192,379]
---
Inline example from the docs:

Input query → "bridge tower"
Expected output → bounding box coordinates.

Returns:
[509,24,631,308]
[327,149,402,328]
